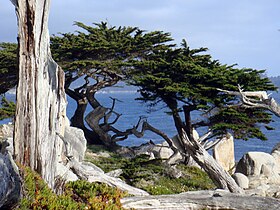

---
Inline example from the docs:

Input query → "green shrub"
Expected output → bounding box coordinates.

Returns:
[66,180,126,209]
[16,165,126,210]
[85,150,215,196]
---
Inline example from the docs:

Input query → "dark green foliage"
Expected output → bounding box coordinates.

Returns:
[18,165,126,209]
[50,21,173,83]
[0,97,16,121]
[0,23,276,143]
[49,22,176,145]
[0,43,18,94]
[0,43,17,121]
[130,39,277,141]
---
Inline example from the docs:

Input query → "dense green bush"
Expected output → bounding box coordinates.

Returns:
[16,166,126,210]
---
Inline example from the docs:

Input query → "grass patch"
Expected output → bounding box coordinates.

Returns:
[86,147,215,195]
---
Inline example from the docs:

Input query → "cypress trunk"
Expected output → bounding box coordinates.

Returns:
[13,0,67,189]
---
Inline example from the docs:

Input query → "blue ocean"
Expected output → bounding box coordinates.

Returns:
[68,88,280,161]
[3,88,280,161]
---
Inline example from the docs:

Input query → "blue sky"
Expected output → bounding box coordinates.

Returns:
[1,0,279,76]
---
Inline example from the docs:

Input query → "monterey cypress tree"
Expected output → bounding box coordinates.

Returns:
[129,39,277,192]
[0,22,173,144]
[130,39,276,144]
[50,22,174,145]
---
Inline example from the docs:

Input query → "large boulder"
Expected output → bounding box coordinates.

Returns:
[271,142,280,168]
[0,124,13,140]
[236,152,278,176]
[213,133,235,172]
[232,173,249,189]
[0,139,21,209]
[152,141,174,160]
[63,126,87,162]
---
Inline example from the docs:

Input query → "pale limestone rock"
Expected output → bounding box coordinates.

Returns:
[236,152,277,176]
[64,126,87,162]
[0,140,21,209]
[232,173,249,189]
[213,134,235,172]
[271,142,280,171]
[121,189,280,210]
[157,141,174,159]
[56,163,79,182]
[106,169,123,178]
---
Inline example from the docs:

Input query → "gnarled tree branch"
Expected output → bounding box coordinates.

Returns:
[217,85,280,117]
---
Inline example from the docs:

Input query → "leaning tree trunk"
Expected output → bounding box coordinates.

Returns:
[12,0,67,189]
[181,130,244,193]
[171,108,243,193]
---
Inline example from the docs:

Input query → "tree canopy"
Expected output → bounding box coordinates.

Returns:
[49,22,176,145]
[130,39,277,142]
[0,22,277,145]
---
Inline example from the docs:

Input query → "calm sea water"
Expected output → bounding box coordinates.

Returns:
[67,90,280,161]
[2,90,280,161]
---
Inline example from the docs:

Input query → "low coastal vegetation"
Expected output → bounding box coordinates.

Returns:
[17,165,126,209]
[86,145,215,195]
[14,146,214,209]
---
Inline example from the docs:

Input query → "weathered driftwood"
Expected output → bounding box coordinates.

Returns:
[13,0,67,189]
[68,158,148,196]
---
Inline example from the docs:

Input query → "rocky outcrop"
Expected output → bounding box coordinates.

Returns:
[63,126,87,162]
[236,152,279,177]
[272,142,280,167]
[234,150,280,197]
[0,122,148,209]
[55,124,149,196]
[121,189,280,210]
[0,138,21,209]
[0,124,13,140]
[213,133,235,172]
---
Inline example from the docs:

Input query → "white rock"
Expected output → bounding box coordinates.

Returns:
[271,142,280,172]
[64,126,87,162]
[232,173,249,189]
[0,124,14,139]
[158,146,174,159]
[213,133,235,172]
[106,169,123,178]
[236,152,277,176]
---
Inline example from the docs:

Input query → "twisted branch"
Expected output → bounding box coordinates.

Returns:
[217,85,280,117]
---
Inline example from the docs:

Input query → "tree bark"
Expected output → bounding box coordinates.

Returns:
[181,130,244,193]
[13,0,67,189]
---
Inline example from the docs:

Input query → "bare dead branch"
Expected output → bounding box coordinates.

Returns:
[217,85,280,117]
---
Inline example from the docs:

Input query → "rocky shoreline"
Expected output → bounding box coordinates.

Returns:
[1,123,280,209]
